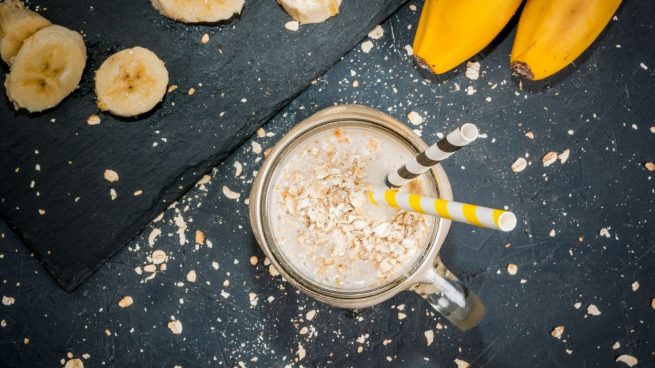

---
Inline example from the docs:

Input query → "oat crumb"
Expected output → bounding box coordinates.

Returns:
[454,358,470,368]
[167,320,183,335]
[511,157,527,172]
[551,325,564,339]
[201,33,209,44]
[87,114,101,125]
[361,40,374,53]
[104,169,119,183]
[507,263,518,275]
[424,330,434,346]
[118,296,133,308]
[616,354,638,367]
[587,304,601,316]
[285,20,299,31]
[186,270,197,283]
[542,151,558,167]
[250,256,259,266]
[631,281,639,291]
[407,111,423,125]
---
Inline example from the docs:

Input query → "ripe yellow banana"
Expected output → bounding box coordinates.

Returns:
[95,47,169,117]
[413,0,522,74]
[0,0,51,65]
[5,25,86,112]
[151,0,245,23]
[278,0,341,24]
[511,0,622,80]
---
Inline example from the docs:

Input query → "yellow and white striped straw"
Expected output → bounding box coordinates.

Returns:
[367,189,517,232]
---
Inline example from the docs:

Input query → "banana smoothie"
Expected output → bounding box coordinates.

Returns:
[267,126,436,290]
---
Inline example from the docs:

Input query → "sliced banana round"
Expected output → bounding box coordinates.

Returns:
[278,0,341,24]
[5,24,86,112]
[94,47,169,118]
[151,0,245,23]
[0,0,52,65]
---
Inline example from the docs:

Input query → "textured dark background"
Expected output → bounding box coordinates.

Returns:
[1,1,654,367]
[0,0,405,291]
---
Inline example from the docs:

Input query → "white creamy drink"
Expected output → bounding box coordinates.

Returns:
[268,126,436,290]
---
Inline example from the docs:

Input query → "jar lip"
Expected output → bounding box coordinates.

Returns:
[249,105,454,301]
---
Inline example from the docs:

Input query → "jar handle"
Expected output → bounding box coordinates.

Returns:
[412,262,485,331]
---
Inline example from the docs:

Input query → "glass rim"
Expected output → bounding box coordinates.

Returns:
[259,118,444,299]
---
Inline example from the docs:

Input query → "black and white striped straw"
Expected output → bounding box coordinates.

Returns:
[386,123,479,188]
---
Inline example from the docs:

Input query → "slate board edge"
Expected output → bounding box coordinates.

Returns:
[23,0,411,292]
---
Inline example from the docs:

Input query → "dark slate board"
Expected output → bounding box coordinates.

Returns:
[0,0,407,291]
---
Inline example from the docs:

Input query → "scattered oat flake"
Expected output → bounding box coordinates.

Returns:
[507,263,518,275]
[174,215,188,245]
[268,264,280,276]
[196,174,211,186]
[511,157,527,172]
[424,330,434,346]
[404,44,413,56]
[549,229,556,237]
[616,354,638,367]
[409,3,417,11]
[558,149,570,164]
[587,304,601,316]
[542,151,558,167]
[454,358,470,368]
[143,264,156,273]
[87,114,101,125]
[2,296,15,306]
[574,302,582,309]
[612,341,621,350]
[599,228,611,238]
[212,261,219,270]
[645,162,655,171]
[551,325,564,339]
[167,320,183,335]
[252,141,262,154]
[465,85,476,95]
[201,33,209,44]
[361,40,374,53]
[299,326,308,335]
[651,297,655,309]
[133,190,143,196]
[397,312,407,320]
[631,281,639,291]
[296,343,306,361]
[195,230,205,245]
[407,111,423,125]
[368,25,384,39]
[64,358,84,368]
[186,270,197,283]
[152,250,167,265]
[148,229,161,247]
[104,169,119,183]
[167,85,178,93]
[38,209,45,215]
[118,296,133,308]
[525,131,534,139]
[188,87,195,96]
[249,292,258,307]
[285,20,299,31]
[104,329,111,336]
[639,62,648,70]
[233,161,243,177]
[465,61,480,80]
[109,188,117,200]
[222,186,241,201]
[250,256,258,266]
[220,290,230,299]
[306,309,316,321]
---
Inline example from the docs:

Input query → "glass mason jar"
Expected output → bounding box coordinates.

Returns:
[249,104,484,330]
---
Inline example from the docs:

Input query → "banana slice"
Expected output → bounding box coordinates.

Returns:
[151,0,245,23]
[278,0,341,24]
[0,0,52,65]
[94,47,169,117]
[5,24,86,112]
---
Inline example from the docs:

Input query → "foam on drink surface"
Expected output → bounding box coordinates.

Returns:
[268,127,435,290]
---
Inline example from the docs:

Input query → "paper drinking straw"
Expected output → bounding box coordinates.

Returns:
[367,188,517,232]
[386,123,479,188]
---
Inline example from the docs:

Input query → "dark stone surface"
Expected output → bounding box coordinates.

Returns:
[0,0,407,291]
[1,1,654,367]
